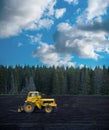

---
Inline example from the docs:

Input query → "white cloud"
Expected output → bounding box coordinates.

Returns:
[45,0,56,17]
[64,0,78,5]
[87,0,109,20]
[27,34,42,45]
[0,0,56,38]
[79,64,85,69]
[57,22,72,31]
[55,8,66,19]
[25,18,54,30]
[32,18,109,67]
[75,0,109,59]
[54,22,109,60]
[36,18,54,29]
[78,19,109,33]
[105,48,109,53]
[77,0,109,24]
[17,42,23,47]
[33,21,109,67]
[33,42,75,67]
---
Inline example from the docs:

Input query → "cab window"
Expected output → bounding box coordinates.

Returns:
[29,93,38,97]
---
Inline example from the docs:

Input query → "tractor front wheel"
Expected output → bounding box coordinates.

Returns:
[45,106,53,113]
[23,102,35,113]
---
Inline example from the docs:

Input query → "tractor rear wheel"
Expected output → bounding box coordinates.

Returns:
[23,102,35,113]
[45,106,53,113]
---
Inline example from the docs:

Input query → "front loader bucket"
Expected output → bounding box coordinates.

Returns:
[18,106,24,112]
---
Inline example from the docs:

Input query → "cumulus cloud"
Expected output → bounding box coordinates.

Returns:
[78,19,109,33]
[35,18,54,30]
[0,0,56,38]
[32,42,75,67]
[87,0,109,20]
[33,21,109,67]
[27,34,42,45]
[64,0,78,5]
[55,8,66,19]
[54,22,109,60]
[77,0,109,24]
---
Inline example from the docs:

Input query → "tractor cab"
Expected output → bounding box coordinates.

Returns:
[28,91,40,97]
[26,91,42,103]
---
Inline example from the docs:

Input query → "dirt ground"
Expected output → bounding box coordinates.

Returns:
[0,95,109,130]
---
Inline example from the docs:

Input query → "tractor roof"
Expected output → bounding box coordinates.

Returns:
[28,91,39,94]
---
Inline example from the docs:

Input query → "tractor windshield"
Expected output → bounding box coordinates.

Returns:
[29,92,39,97]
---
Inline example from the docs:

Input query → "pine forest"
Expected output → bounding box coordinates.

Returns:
[0,65,109,95]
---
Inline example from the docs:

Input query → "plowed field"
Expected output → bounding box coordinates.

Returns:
[0,95,109,130]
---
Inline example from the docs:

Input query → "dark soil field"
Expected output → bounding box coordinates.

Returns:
[0,95,109,130]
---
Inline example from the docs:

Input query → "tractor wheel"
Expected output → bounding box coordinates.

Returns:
[45,106,53,113]
[23,102,35,113]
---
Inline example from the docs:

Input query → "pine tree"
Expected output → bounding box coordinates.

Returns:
[52,68,60,95]
[80,67,92,95]
[101,66,109,95]
[66,66,75,94]
[94,66,103,95]
[0,65,8,94]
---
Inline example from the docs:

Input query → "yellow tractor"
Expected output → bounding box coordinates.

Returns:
[18,91,57,113]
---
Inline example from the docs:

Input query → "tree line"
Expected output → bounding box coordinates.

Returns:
[0,65,109,95]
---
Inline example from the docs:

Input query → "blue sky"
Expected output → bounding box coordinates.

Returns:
[0,0,109,68]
